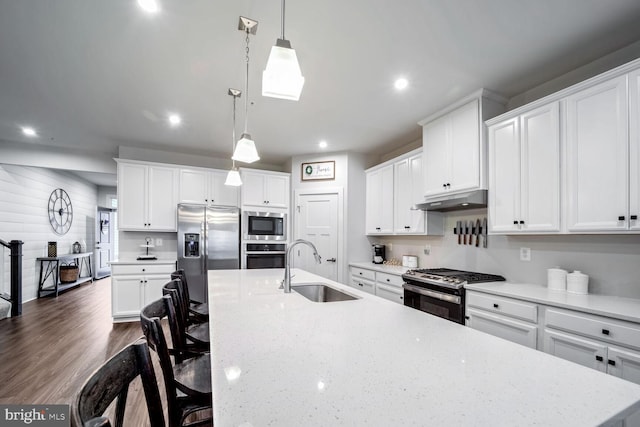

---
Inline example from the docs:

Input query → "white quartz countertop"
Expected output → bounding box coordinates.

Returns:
[207,268,640,426]
[349,261,410,275]
[465,282,640,324]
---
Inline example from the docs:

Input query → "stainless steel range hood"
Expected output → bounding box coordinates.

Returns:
[414,189,487,212]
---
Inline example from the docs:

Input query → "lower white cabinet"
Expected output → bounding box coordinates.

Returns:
[349,265,405,302]
[466,291,538,349]
[111,261,175,322]
[467,308,538,349]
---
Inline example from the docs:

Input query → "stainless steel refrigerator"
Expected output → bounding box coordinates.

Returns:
[177,204,240,303]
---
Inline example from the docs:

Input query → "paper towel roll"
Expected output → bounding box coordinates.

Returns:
[567,271,589,294]
[547,267,567,292]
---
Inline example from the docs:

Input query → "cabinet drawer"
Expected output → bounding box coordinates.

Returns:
[376,283,404,304]
[545,308,640,350]
[112,263,175,276]
[467,308,538,349]
[349,276,375,294]
[376,272,405,287]
[350,267,375,281]
[467,291,538,323]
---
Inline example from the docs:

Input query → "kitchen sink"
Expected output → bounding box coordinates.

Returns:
[291,283,359,303]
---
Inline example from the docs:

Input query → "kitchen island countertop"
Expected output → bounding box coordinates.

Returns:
[207,268,640,426]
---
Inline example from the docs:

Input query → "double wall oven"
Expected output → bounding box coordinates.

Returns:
[242,211,287,269]
[402,268,505,324]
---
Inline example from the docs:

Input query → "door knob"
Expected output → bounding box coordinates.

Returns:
[326,258,337,262]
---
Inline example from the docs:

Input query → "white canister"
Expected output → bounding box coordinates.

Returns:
[402,255,418,268]
[547,267,567,291]
[567,271,589,294]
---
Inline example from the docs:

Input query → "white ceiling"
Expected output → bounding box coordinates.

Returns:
[2,0,640,176]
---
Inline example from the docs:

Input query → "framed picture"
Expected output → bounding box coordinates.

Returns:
[301,161,335,181]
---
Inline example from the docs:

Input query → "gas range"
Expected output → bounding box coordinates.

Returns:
[401,268,506,324]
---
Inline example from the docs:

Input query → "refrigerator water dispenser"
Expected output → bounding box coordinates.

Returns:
[184,233,200,257]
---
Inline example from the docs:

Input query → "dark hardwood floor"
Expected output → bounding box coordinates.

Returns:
[0,278,158,424]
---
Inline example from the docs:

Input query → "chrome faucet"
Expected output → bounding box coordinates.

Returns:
[281,239,322,293]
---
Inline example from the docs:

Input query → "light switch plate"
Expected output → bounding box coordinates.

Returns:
[520,247,531,261]
[156,238,163,247]
[424,244,431,255]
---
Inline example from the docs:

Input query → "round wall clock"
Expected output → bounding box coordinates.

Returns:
[48,188,73,235]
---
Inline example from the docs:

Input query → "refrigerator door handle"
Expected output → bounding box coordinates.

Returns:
[202,221,206,275]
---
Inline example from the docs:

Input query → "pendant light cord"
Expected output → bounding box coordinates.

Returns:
[281,0,286,40]
[232,94,237,169]
[244,31,250,134]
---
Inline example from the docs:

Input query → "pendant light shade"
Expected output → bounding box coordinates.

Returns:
[262,39,305,101]
[262,0,304,101]
[232,133,260,163]
[224,169,243,186]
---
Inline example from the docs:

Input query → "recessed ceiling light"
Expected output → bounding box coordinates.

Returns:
[21,126,37,137]
[168,114,182,127]
[394,77,409,91]
[137,0,160,14]
[318,140,328,149]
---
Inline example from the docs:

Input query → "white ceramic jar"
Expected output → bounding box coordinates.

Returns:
[567,271,589,294]
[547,267,567,291]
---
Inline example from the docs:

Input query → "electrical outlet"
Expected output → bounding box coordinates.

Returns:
[424,244,431,255]
[156,238,163,247]
[520,247,531,261]
[388,243,393,252]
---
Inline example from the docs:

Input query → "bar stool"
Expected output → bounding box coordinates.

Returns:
[171,270,209,323]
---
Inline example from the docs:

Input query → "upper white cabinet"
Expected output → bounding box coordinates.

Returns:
[565,75,629,232]
[179,168,239,207]
[366,164,394,234]
[117,160,178,231]
[240,169,290,209]
[488,102,560,233]
[366,149,443,236]
[419,90,507,200]
[628,68,640,231]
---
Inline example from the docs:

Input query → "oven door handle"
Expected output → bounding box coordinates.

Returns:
[246,251,287,255]
[402,283,461,304]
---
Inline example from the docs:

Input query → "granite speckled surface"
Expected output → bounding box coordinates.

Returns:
[208,268,640,426]
[465,282,640,324]
[348,261,410,276]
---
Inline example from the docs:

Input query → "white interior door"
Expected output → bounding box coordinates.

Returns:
[294,193,339,281]
[95,208,114,279]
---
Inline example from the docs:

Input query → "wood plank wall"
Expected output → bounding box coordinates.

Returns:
[0,164,98,301]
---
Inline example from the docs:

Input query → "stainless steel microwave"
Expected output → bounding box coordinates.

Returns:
[242,211,287,241]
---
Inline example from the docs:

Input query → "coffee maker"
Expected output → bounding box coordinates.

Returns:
[372,244,386,264]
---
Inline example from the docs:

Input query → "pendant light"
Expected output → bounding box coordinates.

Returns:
[225,88,243,187]
[262,0,305,101]
[232,17,260,164]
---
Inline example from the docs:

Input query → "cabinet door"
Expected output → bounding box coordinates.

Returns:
[375,283,404,304]
[520,102,560,232]
[148,166,178,231]
[144,276,168,306]
[349,276,375,295]
[112,276,143,318]
[630,68,640,230]
[543,329,607,372]
[366,166,394,234]
[394,158,412,233]
[179,169,208,204]
[408,154,426,233]
[423,115,450,197]
[210,171,239,207]
[241,172,266,207]
[565,76,629,231]
[607,346,640,386]
[488,118,520,233]
[264,175,289,208]
[467,308,537,349]
[118,163,147,230]
[449,99,481,193]
[365,170,380,234]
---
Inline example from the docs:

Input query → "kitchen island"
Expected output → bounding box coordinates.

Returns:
[207,269,640,426]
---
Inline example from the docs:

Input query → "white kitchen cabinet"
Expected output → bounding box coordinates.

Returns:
[179,168,239,207]
[241,169,290,209]
[630,67,640,231]
[565,75,629,232]
[488,102,560,233]
[118,161,178,231]
[111,262,175,322]
[367,149,443,236]
[394,153,426,234]
[543,307,640,385]
[466,291,538,349]
[349,275,375,295]
[366,164,394,234]
[419,90,506,200]
[349,266,406,303]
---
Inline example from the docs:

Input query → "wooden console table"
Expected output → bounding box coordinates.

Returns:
[37,252,93,298]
